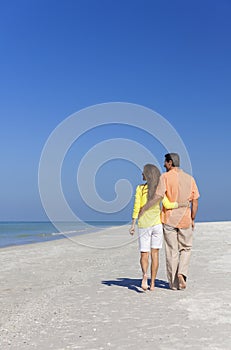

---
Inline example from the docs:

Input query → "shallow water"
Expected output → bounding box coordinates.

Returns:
[0,221,128,248]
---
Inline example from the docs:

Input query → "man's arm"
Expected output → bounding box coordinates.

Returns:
[138,174,166,218]
[191,199,198,230]
[138,194,163,218]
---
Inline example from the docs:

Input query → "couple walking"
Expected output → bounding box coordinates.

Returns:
[129,153,200,291]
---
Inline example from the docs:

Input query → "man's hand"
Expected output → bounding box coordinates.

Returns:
[191,199,198,231]
[129,226,135,236]
[192,219,195,230]
[138,206,145,219]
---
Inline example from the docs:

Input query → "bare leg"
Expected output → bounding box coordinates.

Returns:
[150,249,159,291]
[178,274,187,290]
[140,252,149,290]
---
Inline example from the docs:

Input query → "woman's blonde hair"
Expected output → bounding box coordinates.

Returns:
[143,164,161,201]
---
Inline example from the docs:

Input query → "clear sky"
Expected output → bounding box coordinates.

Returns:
[1,0,230,223]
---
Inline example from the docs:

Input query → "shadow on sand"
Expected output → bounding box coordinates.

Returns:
[101,278,170,293]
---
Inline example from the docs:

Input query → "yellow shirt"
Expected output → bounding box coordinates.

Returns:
[132,184,178,228]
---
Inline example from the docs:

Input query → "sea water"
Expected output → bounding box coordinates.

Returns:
[0,221,128,248]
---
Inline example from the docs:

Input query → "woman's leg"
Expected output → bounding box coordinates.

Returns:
[138,228,151,290]
[150,248,159,291]
[140,252,149,290]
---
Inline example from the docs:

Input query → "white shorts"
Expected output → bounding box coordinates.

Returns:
[138,224,163,252]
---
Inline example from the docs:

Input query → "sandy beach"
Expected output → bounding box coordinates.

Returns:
[0,222,230,350]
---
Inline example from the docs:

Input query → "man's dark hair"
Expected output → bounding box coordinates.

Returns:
[165,153,180,167]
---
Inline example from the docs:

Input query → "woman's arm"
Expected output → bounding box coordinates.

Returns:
[162,195,178,209]
[129,218,136,235]
[162,195,190,209]
[129,186,142,235]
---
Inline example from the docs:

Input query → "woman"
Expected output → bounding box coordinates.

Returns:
[129,164,184,291]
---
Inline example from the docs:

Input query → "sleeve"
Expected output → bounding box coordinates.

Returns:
[155,174,166,198]
[132,186,142,219]
[191,178,200,200]
[162,195,178,209]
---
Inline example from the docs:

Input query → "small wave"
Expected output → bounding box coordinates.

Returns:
[51,232,64,236]
[51,230,79,236]
[16,234,31,238]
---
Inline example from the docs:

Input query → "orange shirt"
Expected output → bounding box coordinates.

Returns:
[156,168,200,228]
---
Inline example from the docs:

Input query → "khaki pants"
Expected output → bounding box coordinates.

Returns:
[163,224,193,289]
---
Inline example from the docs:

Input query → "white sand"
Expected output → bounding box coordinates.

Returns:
[0,222,231,350]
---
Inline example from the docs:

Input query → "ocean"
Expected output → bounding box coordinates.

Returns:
[0,221,128,249]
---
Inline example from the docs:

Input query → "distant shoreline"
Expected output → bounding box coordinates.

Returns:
[0,220,230,249]
[0,221,129,249]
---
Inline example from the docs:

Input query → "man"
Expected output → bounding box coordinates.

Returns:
[139,153,200,290]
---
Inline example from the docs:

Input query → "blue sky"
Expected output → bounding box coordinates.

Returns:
[0,0,230,222]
